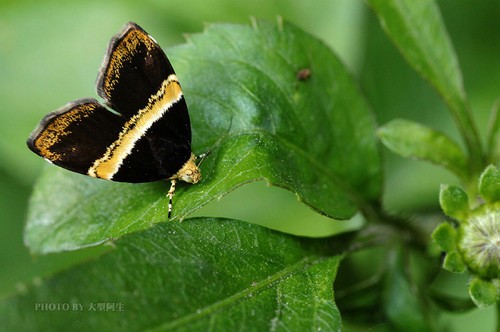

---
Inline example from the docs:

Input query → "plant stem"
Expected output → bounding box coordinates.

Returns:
[359,201,430,251]
[446,98,484,177]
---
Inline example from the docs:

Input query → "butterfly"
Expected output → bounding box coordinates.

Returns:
[27,22,200,218]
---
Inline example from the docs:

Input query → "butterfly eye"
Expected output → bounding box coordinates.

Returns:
[181,165,201,184]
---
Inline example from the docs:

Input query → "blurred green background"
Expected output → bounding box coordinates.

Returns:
[1,0,499,329]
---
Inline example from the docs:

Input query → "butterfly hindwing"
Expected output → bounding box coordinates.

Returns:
[27,99,126,176]
[111,112,192,182]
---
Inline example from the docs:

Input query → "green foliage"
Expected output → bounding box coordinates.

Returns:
[443,251,467,274]
[469,277,500,309]
[432,223,467,273]
[479,165,500,203]
[2,218,343,330]
[439,185,469,221]
[2,0,499,330]
[432,222,457,253]
[367,0,482,170]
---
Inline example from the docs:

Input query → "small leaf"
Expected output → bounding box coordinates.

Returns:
[478,164,500,203]
[3,218,343,330]
[439,184,469,221]
[431,222,457,252]
[26,21,381,254]
[378,119,468,179]
[468,277,499,308]
[367,0,482,166]
[442,251,466,274]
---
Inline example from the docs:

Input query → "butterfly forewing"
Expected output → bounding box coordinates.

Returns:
[97,22,180,118]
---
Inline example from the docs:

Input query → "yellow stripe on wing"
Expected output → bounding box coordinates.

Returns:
[88,74,183,179]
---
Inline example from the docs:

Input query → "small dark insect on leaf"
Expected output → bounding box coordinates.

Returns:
[297,68,311,81]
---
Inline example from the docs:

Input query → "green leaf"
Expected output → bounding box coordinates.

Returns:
[3,218,343,330]
[468,277,499,308]
[378,119,468,179]
[439,184,469,221]
[367,0,482,170]
[478,164,500,203]
[25,21,381,254]
[431,222,457,252]
[442,251,466,274]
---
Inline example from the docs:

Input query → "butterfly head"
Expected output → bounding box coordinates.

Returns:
[175,153,201,184]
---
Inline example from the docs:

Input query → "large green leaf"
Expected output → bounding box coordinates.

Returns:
[367,0,482,170]
[25,20,381,254]
[3,218,343,331]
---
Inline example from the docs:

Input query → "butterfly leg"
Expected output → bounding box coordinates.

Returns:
[167,179,177,218]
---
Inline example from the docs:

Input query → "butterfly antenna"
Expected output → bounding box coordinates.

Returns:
[196,151,210,166]
[195,117,233,166]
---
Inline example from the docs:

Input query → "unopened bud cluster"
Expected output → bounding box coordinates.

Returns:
[432,165,500,307]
